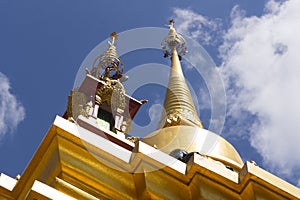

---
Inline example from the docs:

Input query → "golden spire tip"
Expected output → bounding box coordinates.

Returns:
[110,32,118,44]
[162,20,187,58]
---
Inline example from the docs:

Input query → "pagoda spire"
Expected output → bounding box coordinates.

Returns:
[159,20,203,128]
[88,32,126,82]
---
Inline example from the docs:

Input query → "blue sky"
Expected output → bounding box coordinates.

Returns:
[1,0,300,187]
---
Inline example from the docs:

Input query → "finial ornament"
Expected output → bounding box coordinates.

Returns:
[162,20,187,59]
[88,32,127,82]
[110,32,118,42]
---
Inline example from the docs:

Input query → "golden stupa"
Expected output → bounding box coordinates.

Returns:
[143,20,243,170]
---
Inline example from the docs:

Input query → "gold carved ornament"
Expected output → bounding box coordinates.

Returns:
[67,89,89,120]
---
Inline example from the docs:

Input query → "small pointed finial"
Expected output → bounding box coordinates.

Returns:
[169,19,174,26]
[110,32,118,44]
[162,20,187,58]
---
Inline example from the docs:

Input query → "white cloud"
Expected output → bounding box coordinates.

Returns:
[0,72,25,140]
[220,0,300,181]
[172,8,222,46]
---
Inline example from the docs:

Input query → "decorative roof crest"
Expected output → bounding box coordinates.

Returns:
[87,32,127,82]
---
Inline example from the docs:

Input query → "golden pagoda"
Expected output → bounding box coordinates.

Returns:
[1,22,300,200]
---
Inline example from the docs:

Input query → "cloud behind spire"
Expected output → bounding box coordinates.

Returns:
[0,72,25,140]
